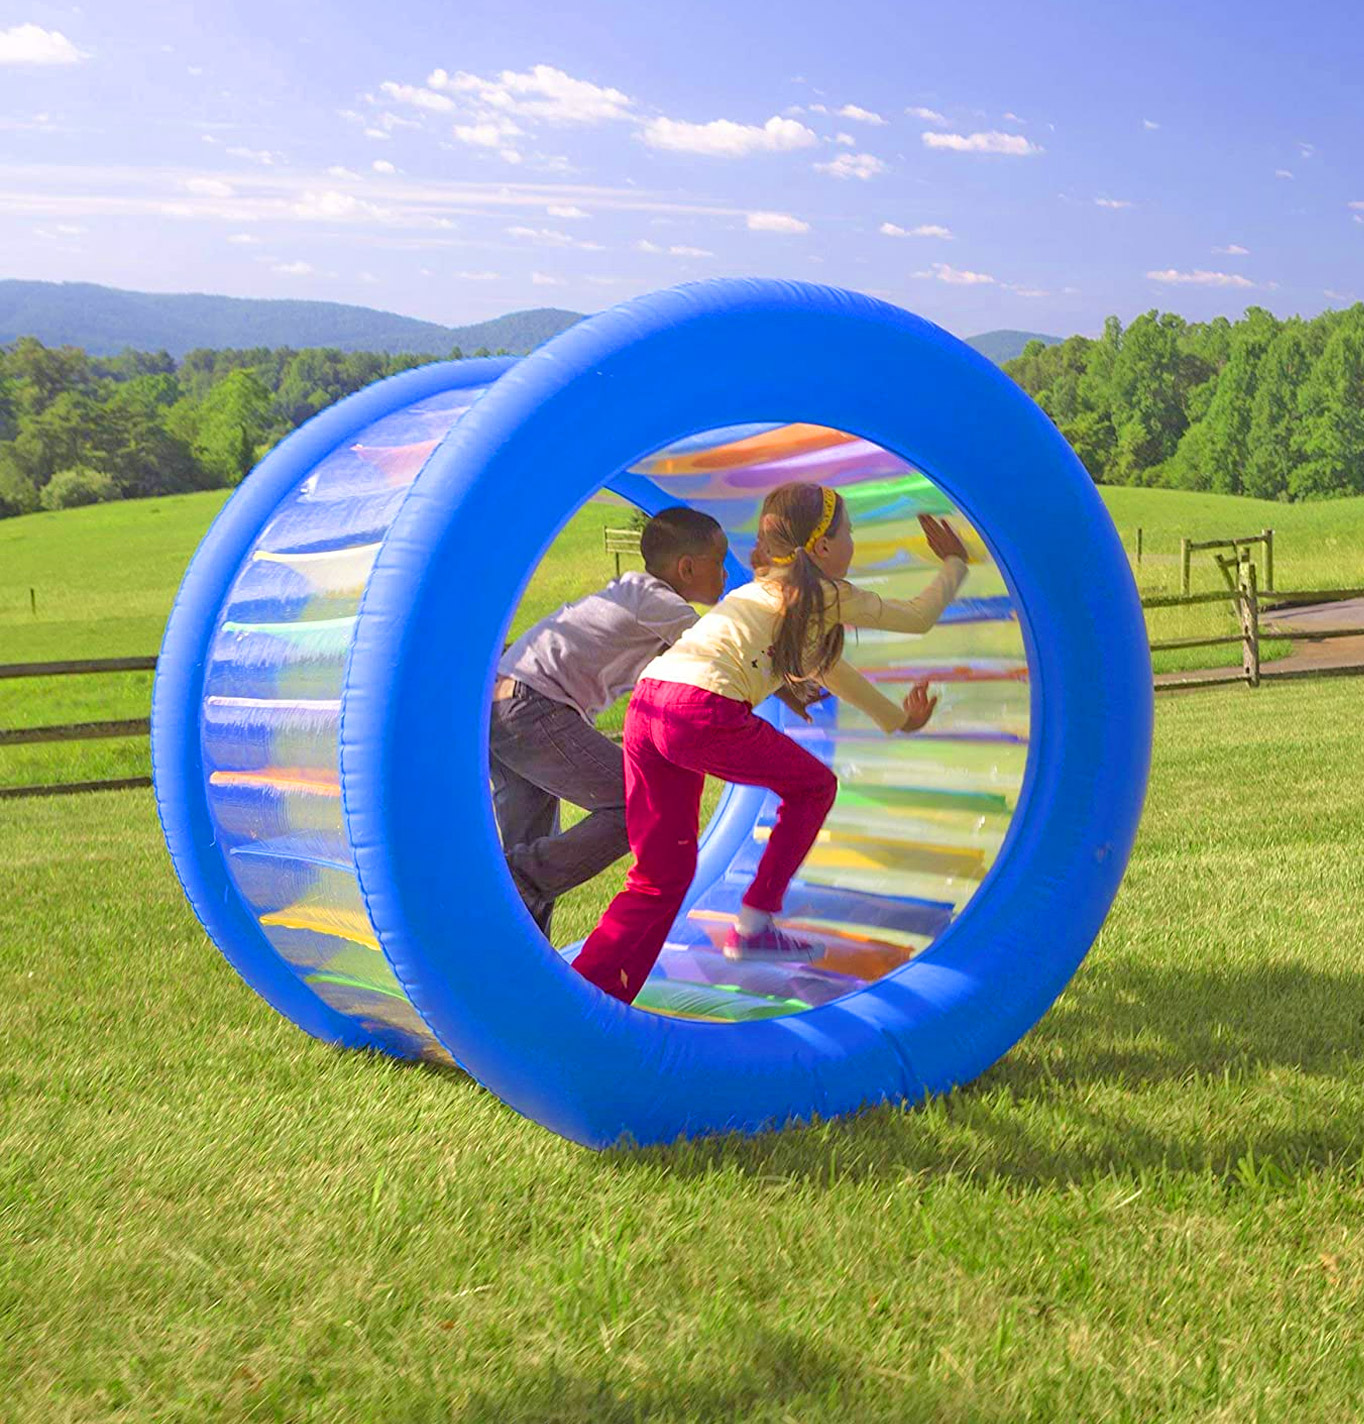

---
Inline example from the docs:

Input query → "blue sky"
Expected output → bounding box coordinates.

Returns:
[1,0,1360,337]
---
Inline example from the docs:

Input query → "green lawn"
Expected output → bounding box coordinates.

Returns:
[1103,488,1364,675]
[4,678,1364,1420]
[5,482,1364,787]
[0,493,634,789]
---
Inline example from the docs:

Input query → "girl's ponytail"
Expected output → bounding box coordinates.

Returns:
[753,483,847,688]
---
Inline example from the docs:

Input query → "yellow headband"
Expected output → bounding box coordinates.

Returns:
[769,487,837,566]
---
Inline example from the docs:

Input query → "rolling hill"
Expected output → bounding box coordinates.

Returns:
[0,280,581,358]
[0,279,1062,364]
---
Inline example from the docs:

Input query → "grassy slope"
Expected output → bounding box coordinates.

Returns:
[5,679,1364,1419]
[3,483,1363,784]
[0,492,629,788]
[1104,488,1364,675]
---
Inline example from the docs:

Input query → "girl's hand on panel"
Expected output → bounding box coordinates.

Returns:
[899,678,938,733]
[918,514,970,563]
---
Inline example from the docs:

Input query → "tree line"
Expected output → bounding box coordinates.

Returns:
[1004,302,1364,500]
[3,300,1362,519]
[0,338,509,518]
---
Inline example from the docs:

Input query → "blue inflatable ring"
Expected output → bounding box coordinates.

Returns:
[155,279,1151,1148]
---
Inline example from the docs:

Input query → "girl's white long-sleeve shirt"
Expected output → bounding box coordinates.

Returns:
[638,556,968,733]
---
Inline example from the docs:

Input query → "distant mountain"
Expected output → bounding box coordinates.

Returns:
[0,280,583,358]
[965,329,1063,364]
[0,279,1064,366]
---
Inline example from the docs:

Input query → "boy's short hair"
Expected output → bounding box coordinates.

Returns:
[639,506,724,572]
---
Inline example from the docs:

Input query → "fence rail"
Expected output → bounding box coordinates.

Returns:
[3,537,1359,798]
[0,656,157,800]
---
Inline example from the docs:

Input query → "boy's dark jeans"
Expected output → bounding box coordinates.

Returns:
[488,680,629,937]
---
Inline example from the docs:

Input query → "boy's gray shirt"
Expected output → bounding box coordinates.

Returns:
[497,571,699,721]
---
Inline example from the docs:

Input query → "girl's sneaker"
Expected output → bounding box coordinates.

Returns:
[722,923,821,963]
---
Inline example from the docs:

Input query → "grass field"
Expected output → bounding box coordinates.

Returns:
[0,491,632,790]
[5,677,1364,1420]
[3,482,1363,789]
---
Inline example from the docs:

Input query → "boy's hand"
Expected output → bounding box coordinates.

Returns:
[918,514,970,563]
[899,678,938,733]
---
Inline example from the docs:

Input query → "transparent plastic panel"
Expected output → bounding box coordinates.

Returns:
[623,422,1031,1023]
[200,385,489,1058]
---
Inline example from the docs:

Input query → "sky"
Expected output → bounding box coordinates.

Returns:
[0,0,1360,339]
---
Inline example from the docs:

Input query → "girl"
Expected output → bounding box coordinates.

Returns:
[572,481,970,1004]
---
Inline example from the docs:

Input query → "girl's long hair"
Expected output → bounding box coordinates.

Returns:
[753,482,847,687]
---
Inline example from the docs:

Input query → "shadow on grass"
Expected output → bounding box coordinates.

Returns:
[454,1326,858,1424]
[613,957,1364,1189]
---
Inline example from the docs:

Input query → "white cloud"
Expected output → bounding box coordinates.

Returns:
[636,239,712,257]
[363,128,389,140]
[429,64,633,125]
[916,262,996,285]
[327,165,361,180]
[547,203,588,218]
[372,159,396,174]
[835,132,856,146]
[507,224,603,250]
[185,177,235,198]
[641,113,816,157]
[923,130,1040,155]
[0,25,86,64]
[1002,112,1024,123]
[1325,289,1354,301]
[227,233,260,245]
[880,221,953,239]
[1143,118,1160,130]
[455,270,499,280]
[379,80,455,113]
[907,106,947,125]
[226,146,280,167]
[499,149,523,165]
[1146,269,1256,289]
[747,210,810,234]
[272,261,314,276]
[452,113,522,148]
[1298,141,1316,158]
[294,189,394,223]
[54,222,83,235]
[1356,214,1364,225]
[531,270,566,285]
[1007,286,1049,298]
[838,103,886,125]
[1348,201,1364,211]
[187,66,203,78]
[815,152,885,180]
[1212,243,1249,255]
[1275,169,1294,179]
[1094,197,1133,209]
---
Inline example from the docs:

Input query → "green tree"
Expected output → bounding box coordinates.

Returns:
[0,446,39,517]
[1294,307,1364,498]
[39,465,119,510]
[190,368,273,486]
[1243,321,1312,500]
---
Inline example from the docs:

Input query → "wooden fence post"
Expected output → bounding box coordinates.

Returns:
[1239,561,1260,688]
[1136,527,1143,566]
[29,587,36,616]
[1180,537,1191,595]
[1262,528,1274,591]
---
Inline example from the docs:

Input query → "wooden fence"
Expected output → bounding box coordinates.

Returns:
[0,656,156,800]
[3,534,1358,798]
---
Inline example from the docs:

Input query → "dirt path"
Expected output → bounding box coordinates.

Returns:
[1154,597,1364,688]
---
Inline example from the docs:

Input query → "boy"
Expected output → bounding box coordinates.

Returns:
[490,507,728,937]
